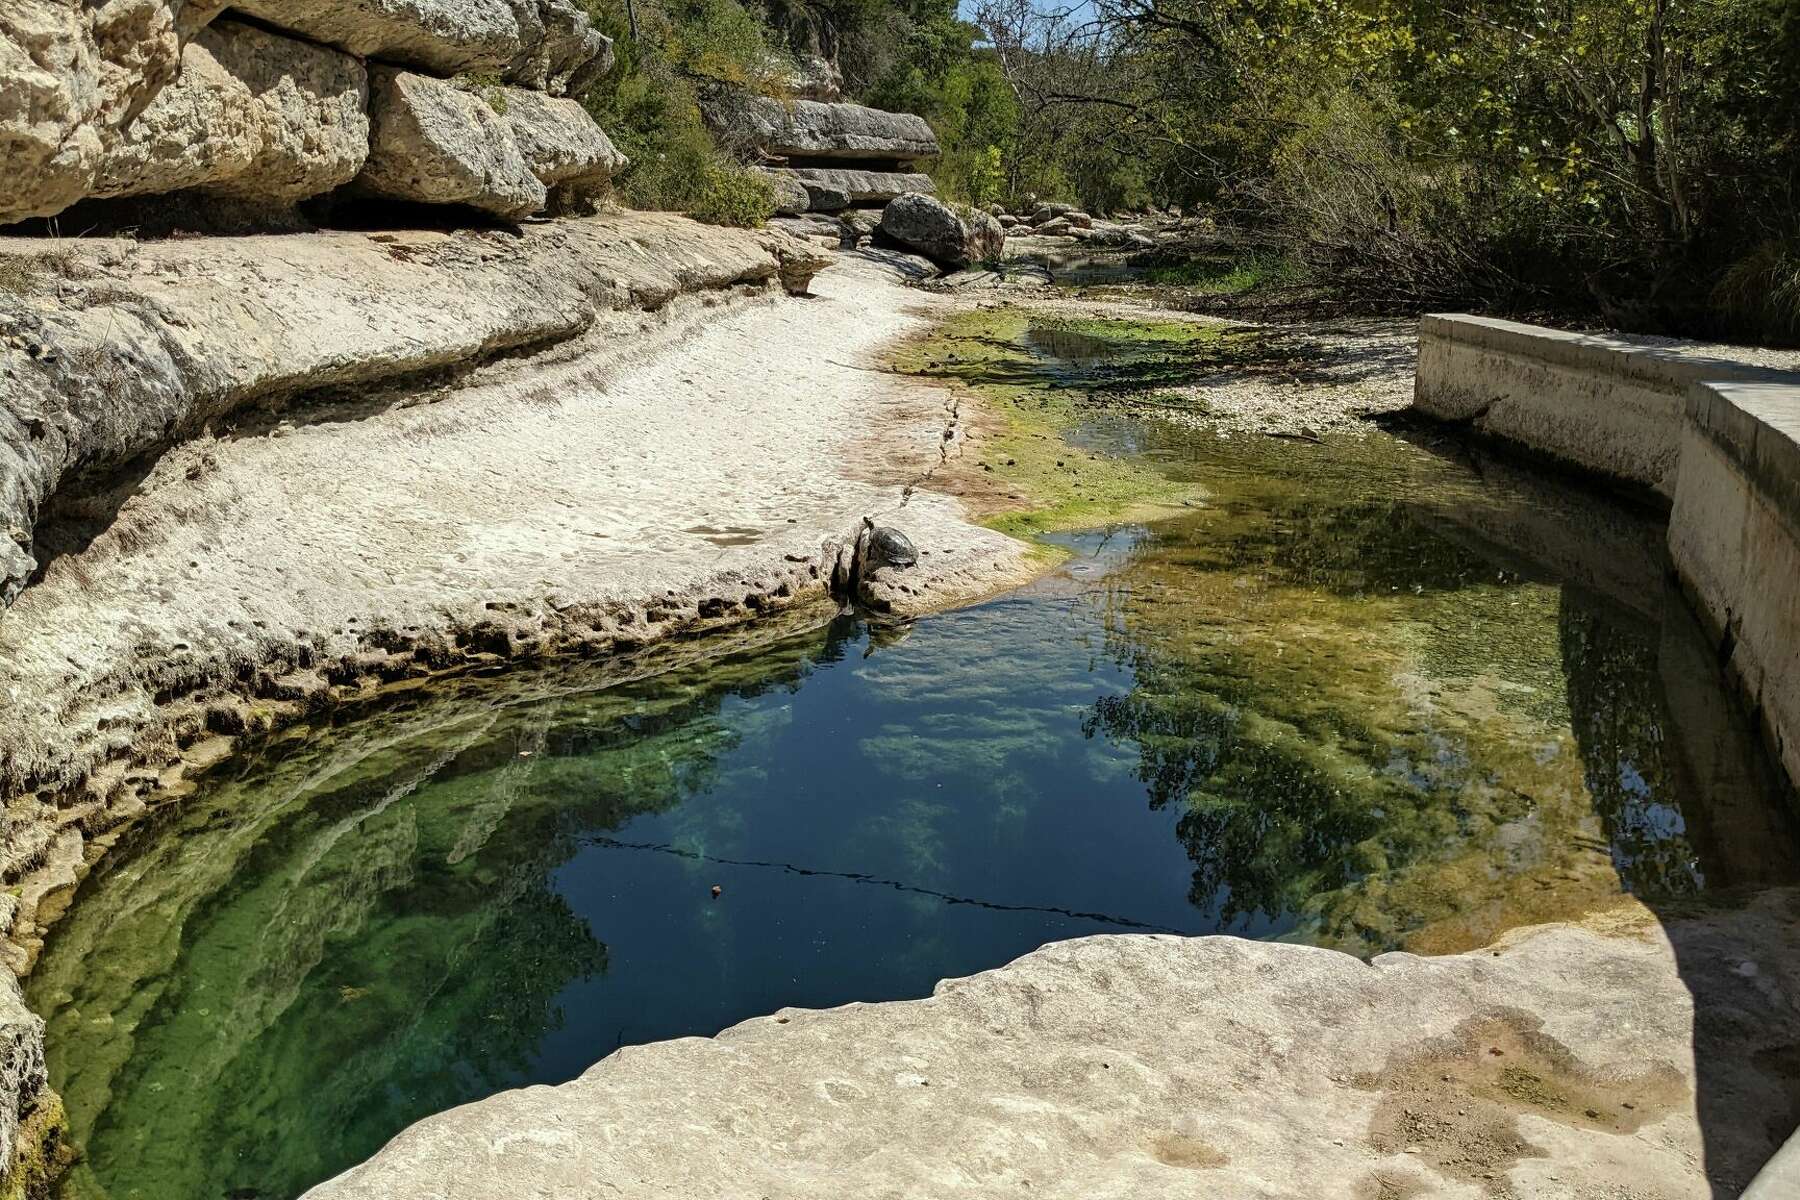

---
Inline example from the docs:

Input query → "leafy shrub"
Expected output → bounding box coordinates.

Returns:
[688,160,776,226]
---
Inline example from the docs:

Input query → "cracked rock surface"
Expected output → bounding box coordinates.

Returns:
[308,892,1800,1199]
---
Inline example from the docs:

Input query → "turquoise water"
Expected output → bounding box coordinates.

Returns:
[30,403,1798,1200]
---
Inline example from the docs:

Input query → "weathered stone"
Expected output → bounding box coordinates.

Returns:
[92,20,369,206]
[0,0,228,225]
[759,170,812,216]
[966,209,1004,264]
[355,69,545,217]
[775,167,935,206]
[768,213,849,247]
[1035,216,1072,237]
[879,192,991,268]
[304,894,1800,1199]
[0,214,833,613]
[0,970,45,1198]
[227,0,612,94]
[779,54,842,101]
[1066,210,1093,228]
[997,213,1020,228]
[503,88,625,189]
[705,95,939,162]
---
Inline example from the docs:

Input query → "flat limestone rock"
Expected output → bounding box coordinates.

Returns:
[0,214,832,633]
[0,0,226,224]
[356,69,546,216]
[305,892,1800,1198]
[706,94,939,162]
[227,0,612,94]
[774,166,935,207]
[93,20,369,206]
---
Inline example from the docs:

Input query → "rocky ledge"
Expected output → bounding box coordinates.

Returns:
[0,241,1031,976]
[308,891,1800,1198]
[1,0,622,228]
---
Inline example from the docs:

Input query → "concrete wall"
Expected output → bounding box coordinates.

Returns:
[1416,315,1800,799]
[1414,314,1799,497]
[1668,381,1800,791]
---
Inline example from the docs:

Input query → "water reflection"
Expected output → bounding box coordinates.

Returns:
[30,425,1796,1200]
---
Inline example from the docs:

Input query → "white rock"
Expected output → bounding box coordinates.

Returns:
[227,0,612,94]
[355,69,546,217]
[93,20,369,206]
[0,0,226,224]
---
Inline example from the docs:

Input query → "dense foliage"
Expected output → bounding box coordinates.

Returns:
[977,0,1800,338]
[578,0,1798,340]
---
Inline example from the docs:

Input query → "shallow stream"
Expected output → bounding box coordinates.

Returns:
[29,321,1799,1200]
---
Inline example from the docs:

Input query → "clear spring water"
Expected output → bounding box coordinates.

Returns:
[29,340,1798,1200]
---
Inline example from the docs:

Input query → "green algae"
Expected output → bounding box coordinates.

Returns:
[889,308,1230,538]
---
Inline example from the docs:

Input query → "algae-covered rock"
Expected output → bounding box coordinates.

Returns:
[0,972,47,1200]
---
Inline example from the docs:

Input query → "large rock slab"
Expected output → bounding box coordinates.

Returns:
[92,20,369,206]
[775,166,935,207]
[0,212,832,641]
[356,69,546,216]
[503,88,625,188]
[355,71,626,217]
[0,0,226,224]
[306,893,1800,1198]
[705,95,939,162]
[227,0,612,94]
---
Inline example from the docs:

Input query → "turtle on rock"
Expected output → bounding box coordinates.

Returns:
[861,516,918,571]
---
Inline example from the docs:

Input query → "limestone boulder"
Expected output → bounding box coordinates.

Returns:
[1036,216,1072,237]
[879,192,993,269]
[759,170,812,216]
[0,0,226,224]
[93,20,369,206]
[227,0,612,95]
[966,209,1004,264]
[356,69,545,217]
[504,89,625,189]
[705,95,939,162]
[777,167,935,207]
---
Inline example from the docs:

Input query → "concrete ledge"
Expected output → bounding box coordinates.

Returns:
[1414,314,1800,496]
[1669,380,1800,790]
